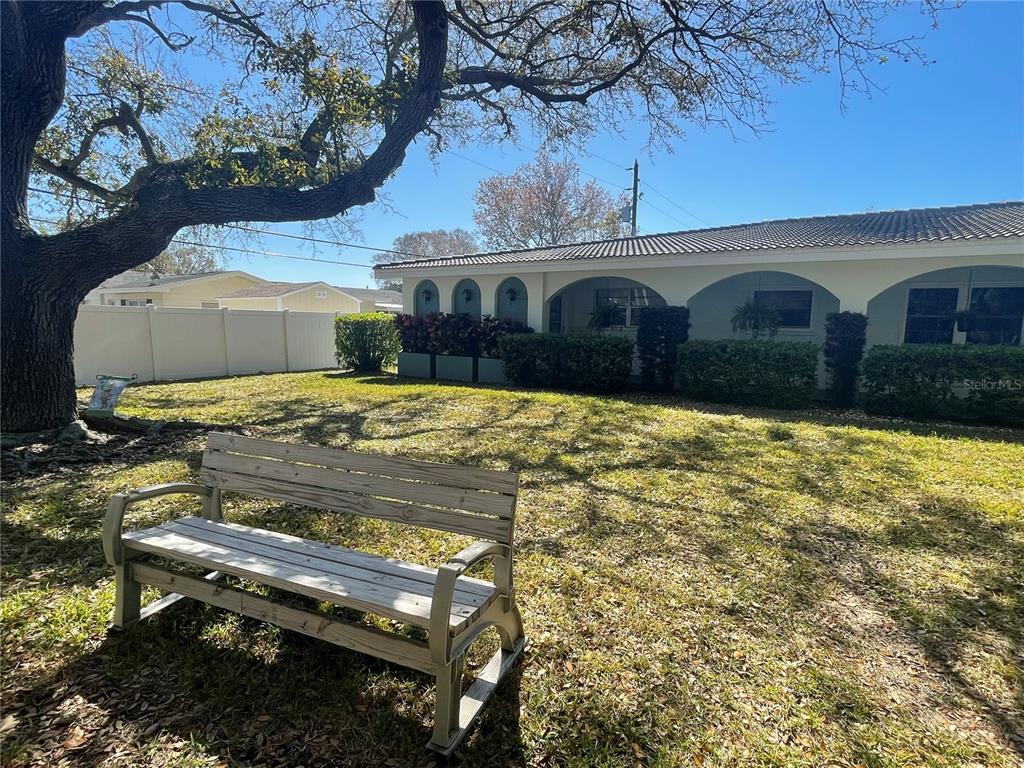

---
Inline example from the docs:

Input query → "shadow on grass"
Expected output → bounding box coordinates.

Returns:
[4,599,526,767]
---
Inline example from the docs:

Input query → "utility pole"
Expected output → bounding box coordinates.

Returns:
[630,158,639,237]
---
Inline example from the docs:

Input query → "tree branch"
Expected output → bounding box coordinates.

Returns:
[32,155,126,203]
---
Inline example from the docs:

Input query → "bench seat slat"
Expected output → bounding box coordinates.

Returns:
[199,469,512,542]
[202,450,514,518]
[173,517,494,599]
[122,522,495,633]
[207,433,519,495]
[168,517,494,604]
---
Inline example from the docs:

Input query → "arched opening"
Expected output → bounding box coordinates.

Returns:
[866,265,1024,347]
[414,280,439,317]
[543,276,666,334]
[688,271,839,342]
[452,278,481,319]
[495,277,528,325]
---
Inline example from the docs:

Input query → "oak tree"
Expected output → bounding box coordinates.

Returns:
[2,0,941,431]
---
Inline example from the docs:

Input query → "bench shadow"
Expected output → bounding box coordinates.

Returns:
[4,602,526,767]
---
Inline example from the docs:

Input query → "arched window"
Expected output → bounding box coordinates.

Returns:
[496,277,528,325]
[414,280,439,317]
[452,279,481,320]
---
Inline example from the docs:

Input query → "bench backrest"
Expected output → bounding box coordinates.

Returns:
[199,433,518,544]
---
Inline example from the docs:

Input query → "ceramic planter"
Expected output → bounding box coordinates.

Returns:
[435,354,476,382]
[476,356,506,385]
[397,352,434,379]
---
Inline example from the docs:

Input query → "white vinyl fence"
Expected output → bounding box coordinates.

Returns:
[74,305,338,386]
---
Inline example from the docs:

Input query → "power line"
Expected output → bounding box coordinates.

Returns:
[170,239,375,268]
[638,193,692,229]
[26,185,422,258]
[29,215,377,268]
[641,180,712,227]
[219,223,423,257]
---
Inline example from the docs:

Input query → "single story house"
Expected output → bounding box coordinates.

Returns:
[374,202,1024,350]
[83,270,265,308]
[217,281,402,313]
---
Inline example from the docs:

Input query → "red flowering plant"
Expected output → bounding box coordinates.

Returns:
[394,313,433,354]
[478,315,533,358]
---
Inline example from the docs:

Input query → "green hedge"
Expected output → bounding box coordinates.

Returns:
[335,313,400,372]
[636,306,690,391]
[675,340,820,409]
[498,333,634,392]
[823,312,868,407]
[862,344,1024,426]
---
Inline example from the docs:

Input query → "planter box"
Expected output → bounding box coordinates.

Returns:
[397,352,434,379]
[477,356,506,385]
[435,354,476,383]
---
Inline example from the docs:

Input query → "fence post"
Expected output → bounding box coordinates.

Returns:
[221,307,232,376]
[148,305,162,382]
[283,309,292,372]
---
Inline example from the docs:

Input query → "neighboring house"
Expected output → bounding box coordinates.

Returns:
[374,202,1024,349]
[84,270,266,308]
[217,281,402,313]
[332,286,404,314]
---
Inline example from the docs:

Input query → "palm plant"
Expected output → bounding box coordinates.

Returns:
[731,299,781,340]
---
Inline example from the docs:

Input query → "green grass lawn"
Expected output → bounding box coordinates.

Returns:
[2,371,1023,767]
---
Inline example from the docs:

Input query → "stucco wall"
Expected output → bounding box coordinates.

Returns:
[217,296,280,311]
[167,274,264,307]
[94,291,164,306]
[687,271,840,344]
[866,265,1024,346]
[283,286,360,313]
[395,240,1023,322]
[89,273,264,308]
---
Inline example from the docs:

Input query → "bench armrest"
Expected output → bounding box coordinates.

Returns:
[103,483,217,566]
[429,541,512,664]
[447,540,510,570]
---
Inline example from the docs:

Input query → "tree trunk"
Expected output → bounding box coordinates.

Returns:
[1,244,83,432]
[0,1,449,433]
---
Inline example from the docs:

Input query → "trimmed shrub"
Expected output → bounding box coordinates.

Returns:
[862,344,1024,426]
[636,305,690,390]
[823,311,868,407]
[335,313,400,372]
[395,313,432,354]
[478,315,532,358]
[499,333,634,392]
[675,340,819,409]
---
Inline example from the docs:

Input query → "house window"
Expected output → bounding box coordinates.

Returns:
[315,290,328,299]
[549,296,563,333]
[120,299,152,307]
[967,286,1024,346]
[903,287,958,344]
[753,290,813,328]
[593,287,652,327]
[201,301,219,309]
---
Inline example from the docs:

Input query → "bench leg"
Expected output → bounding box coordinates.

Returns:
[431,654,464,749]
[497,602,525,652]
[112,563,141,629]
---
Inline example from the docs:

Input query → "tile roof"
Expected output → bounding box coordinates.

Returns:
[333,286,403,304]
[99,270,227,289]
[377,201,1024,271]
[218,281,317,298]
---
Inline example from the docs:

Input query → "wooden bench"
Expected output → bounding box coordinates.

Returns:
[103,432,525,755]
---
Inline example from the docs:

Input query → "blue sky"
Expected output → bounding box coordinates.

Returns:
[159,2,1024,286]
